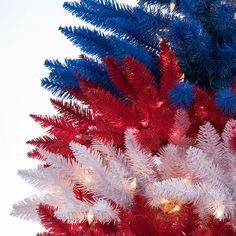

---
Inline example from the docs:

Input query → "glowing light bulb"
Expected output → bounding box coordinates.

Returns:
[87,209,94,224]
[232,126,236,134]
[129,177,137,190]
[159,199,173,213]
[170,0,176,11]
[79,225,83,230]
[160,199,170,204]
[169,205,181,213]
[94,112,101,118]
[85,176,92,183]
[200,106,204,109]
[179,73,185,82]
[181,177,190,183]
[213,207,224,219]
[159,199,181,214]
[141,120,149,127]
[173,132,178,137]
[157,100,164,108]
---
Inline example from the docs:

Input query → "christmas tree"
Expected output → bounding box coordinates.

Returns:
[12,0,236,235]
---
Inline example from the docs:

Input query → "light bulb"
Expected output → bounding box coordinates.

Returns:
[179,73,185,82]
[170,0,176,11]
[85,176,92,183]
[159,199,181,214]
[156,100,164,108]
[94,112,101,118]
[232,126,236,134]
[129,177,137,190]
[173,132,178,137]
[87,209,94,224]
[169,205,181,213]
[181,177,190,183]
[160,199,170,204]
[213,207,224,219]
[141,120,149,127]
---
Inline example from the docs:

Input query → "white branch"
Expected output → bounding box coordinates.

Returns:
[125,129,156,184]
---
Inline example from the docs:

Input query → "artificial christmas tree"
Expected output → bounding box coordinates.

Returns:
[12,40,236,235]
[12,0,236,235]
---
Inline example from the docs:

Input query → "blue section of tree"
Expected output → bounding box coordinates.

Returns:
[59,26,157,70]
[215,88,236,115]
[168,81,194,108]
[43,0,236,97]
[42,57,118,97]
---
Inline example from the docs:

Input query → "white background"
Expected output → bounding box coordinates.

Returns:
[0,0,134,235]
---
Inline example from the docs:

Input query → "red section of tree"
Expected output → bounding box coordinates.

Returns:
[50,98,95,131]
[27,148,43,160]
[118,194,235,236]
[103,56,134,96]
[27,136,74,158]
[37,204,73,236]
[30,115,78,139]
[159,40,182,99]
[84,87,137,128]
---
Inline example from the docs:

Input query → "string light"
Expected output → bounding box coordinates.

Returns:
[85,176,92,183]
[169,205,181,213]
[179,73,185,82]
[173,132,178,137]
[232,126,236,134]
[159,199,174,213]
[141,119,149,127]
[213,207,224,219]
[181,177,190,183]
[160,199,170,204]
[129,177,137,190]
[170,0,176,11]
[87,209,94,224]
[170,130,180,142]
[159,199,181,214]
[94,112,101,118]
[157,100,164,108]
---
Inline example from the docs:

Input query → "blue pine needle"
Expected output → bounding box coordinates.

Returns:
[168,81,194,108]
